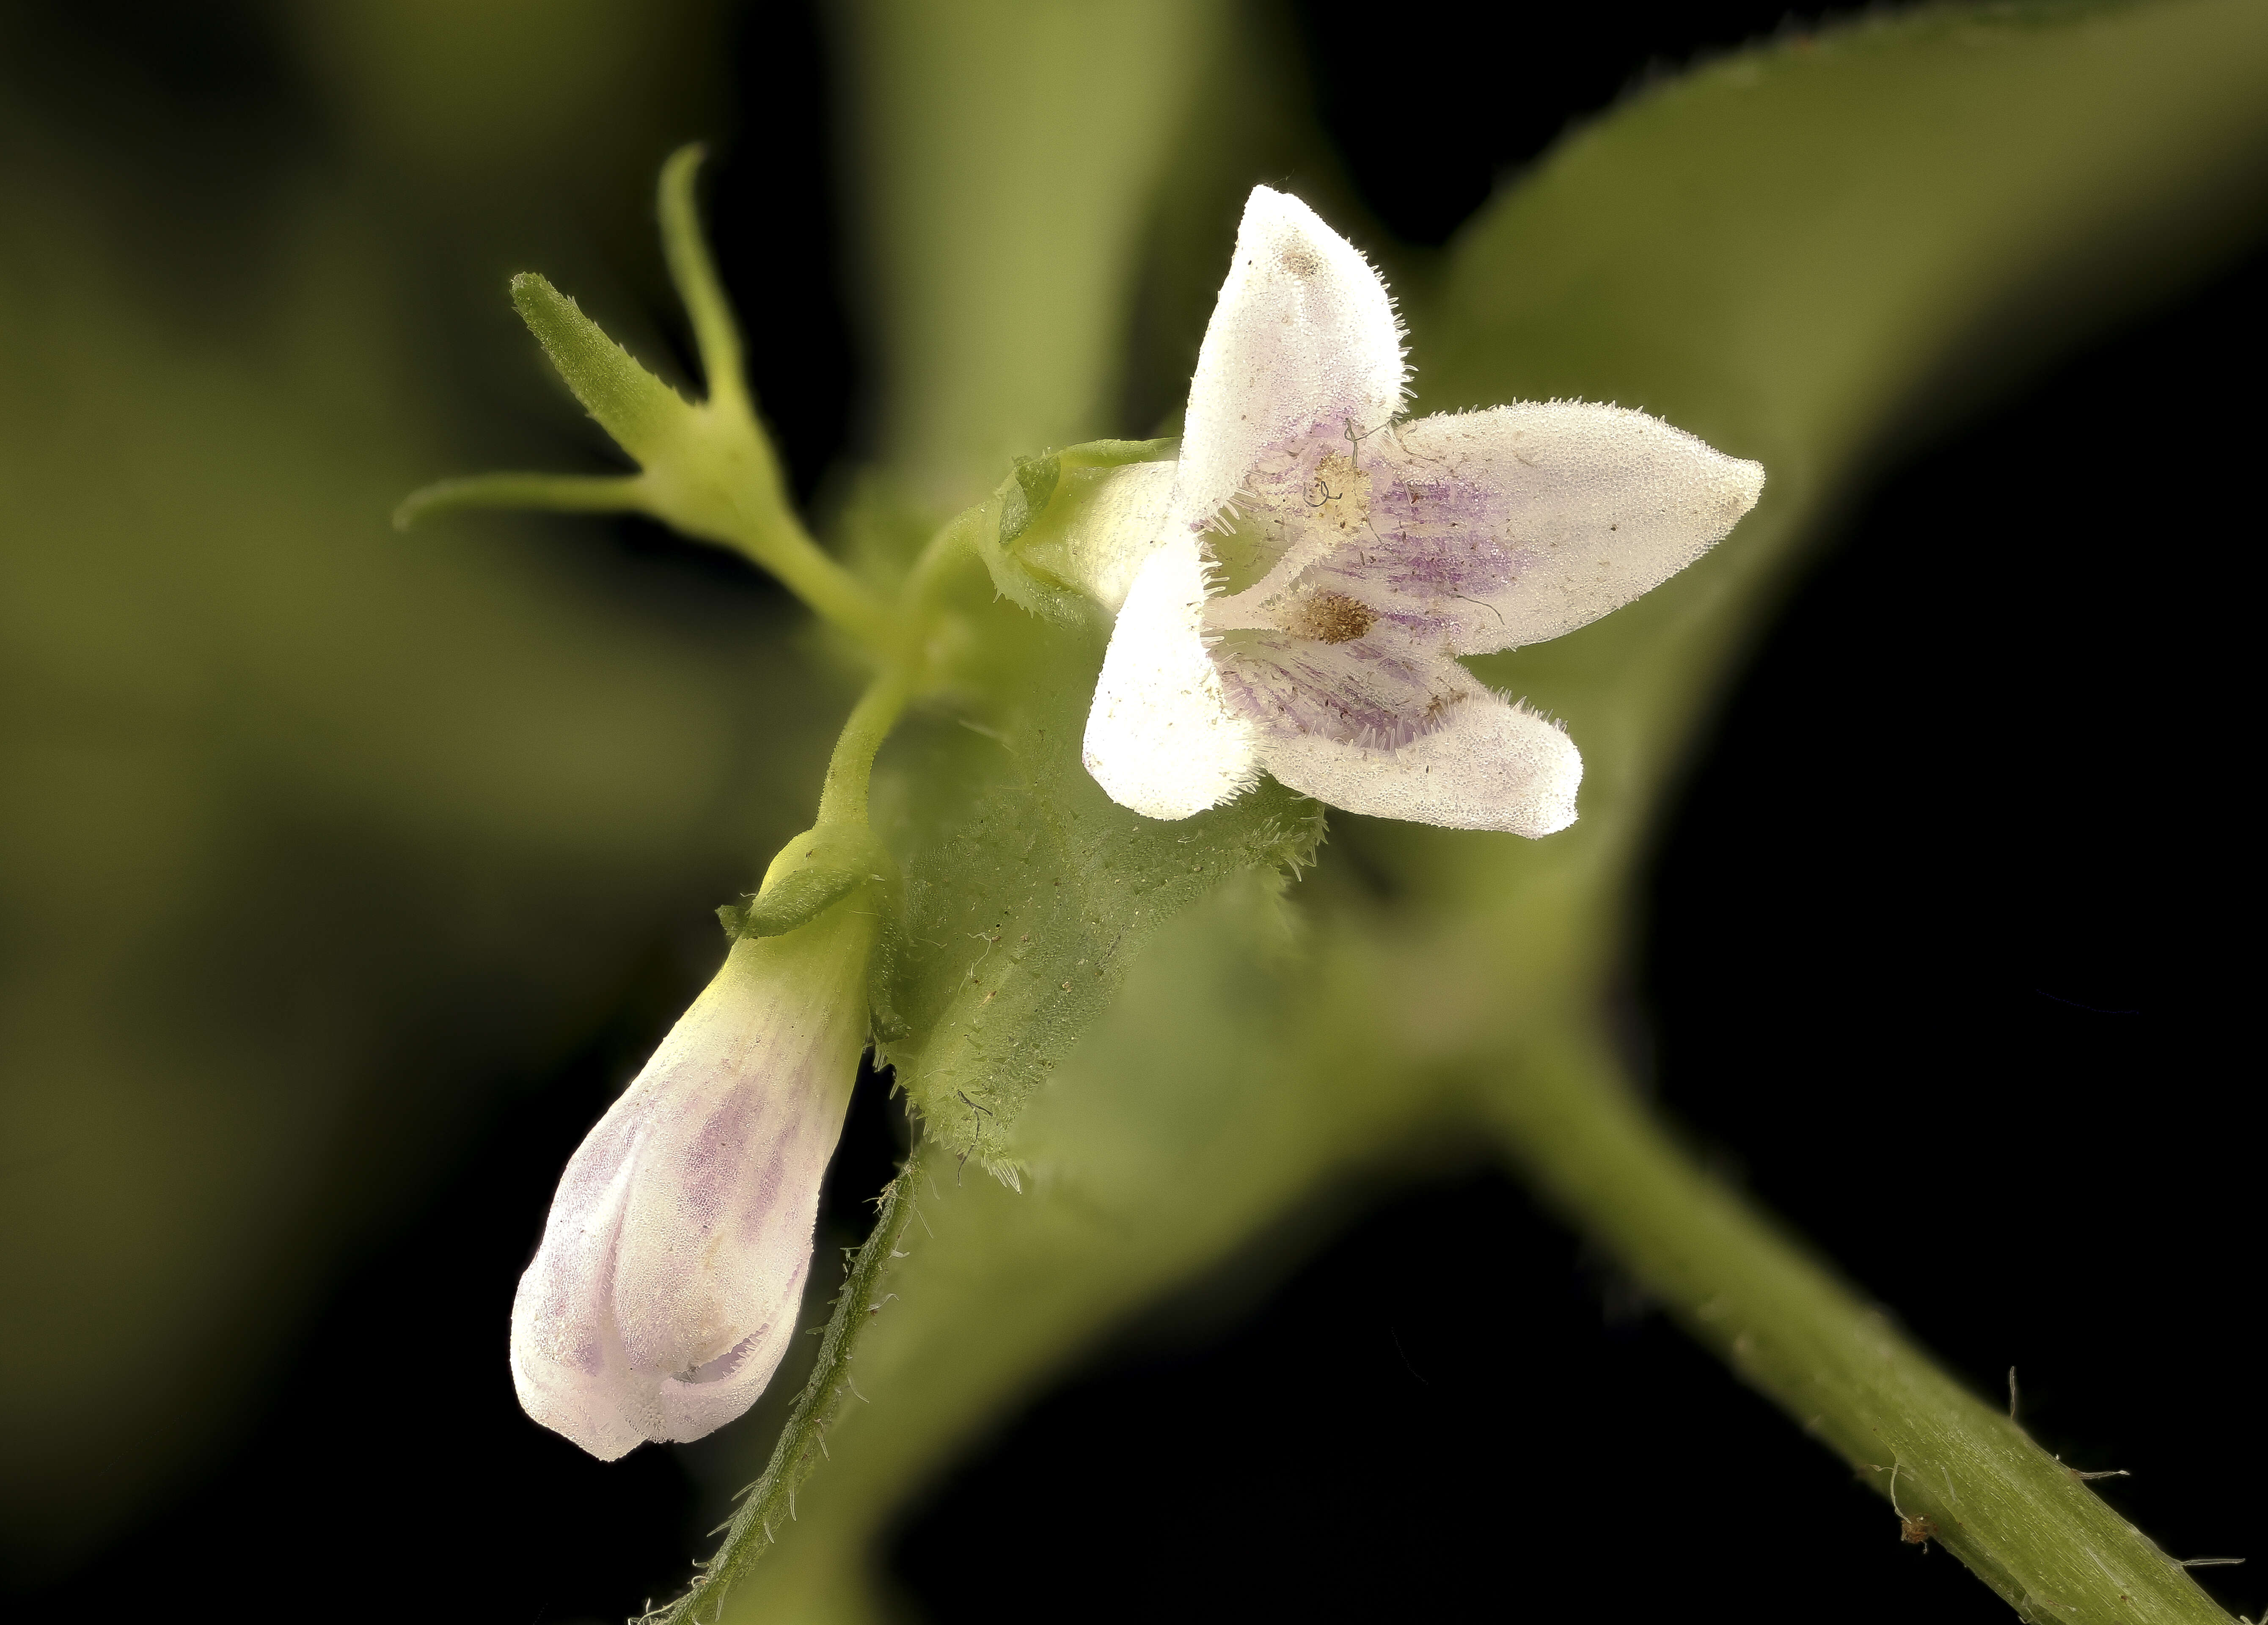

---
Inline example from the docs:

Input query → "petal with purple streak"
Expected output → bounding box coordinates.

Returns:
[1382,405,1766,655]
[1167,187,1406,543]
[1213,626,1473,752]
[509,909,873,1459]
[1261,688,1582,836]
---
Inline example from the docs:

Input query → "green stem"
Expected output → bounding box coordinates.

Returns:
[643,1140,929,1625]
[902,499,989,607]
[1486,1025,2235,1624]
[657,146,748,423]
[806,502,989,828]
[706,454,988,675]
[815,665,914,828]
[391,471,647,532]
[807,501,989,826]
[720,501,904,657]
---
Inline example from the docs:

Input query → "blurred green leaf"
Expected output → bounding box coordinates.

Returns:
[847,0,1224,513]
[0,9,822,1572]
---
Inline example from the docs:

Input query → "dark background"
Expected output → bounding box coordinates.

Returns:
[5,3,2257,1620]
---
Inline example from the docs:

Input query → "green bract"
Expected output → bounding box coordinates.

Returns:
[978,438,1176,627]
[721,825,900,945]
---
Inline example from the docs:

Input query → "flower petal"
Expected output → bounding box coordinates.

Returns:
[1308,404,1763,655]
[508,1121,646,1460]
[1084,533,1259,818]
[1259,687,1581,835]
[1213,625,1471,752]
[1172,187,1406,539]
[510,922,869,1456]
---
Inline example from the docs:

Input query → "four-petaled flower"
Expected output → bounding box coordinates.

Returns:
[1083,187,1764,834]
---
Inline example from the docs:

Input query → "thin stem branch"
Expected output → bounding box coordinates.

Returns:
[392,471,648,532]
[598,490,986,1625]
[653,144,903,654]
[713,497,903,656]
[642,1140,929,1625]
[806,499,989,825]
[902,499,989,607]
[627,504,990,1622]
[816,665,913,828]
[1485,1024,2235,1624]
[658,146,747,422]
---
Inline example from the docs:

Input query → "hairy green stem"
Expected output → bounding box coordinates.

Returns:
[902,499,988,606]
[649,146,902,651]
[391,471,648,531]
[643,1142,929,1625]
[809,498,988,827]
[710,496,902,656]
[658,146,749,425]
[815,666,913,829]
[1486,1025,2235,1624]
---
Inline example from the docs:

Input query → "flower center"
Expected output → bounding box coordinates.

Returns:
[1285,590,1377,644]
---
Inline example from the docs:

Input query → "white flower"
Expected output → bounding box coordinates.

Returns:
[1082,187,1764,834]
[510,905,873,1460]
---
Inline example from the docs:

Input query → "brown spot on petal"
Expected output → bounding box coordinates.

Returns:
[1286,590,1378,645]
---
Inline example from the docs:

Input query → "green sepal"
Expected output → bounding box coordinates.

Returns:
[995,455,1060,548]
[974,437,1179,626]
[509,272,694,468]
[972,467,1086,627]
[1052,436,1178,471]
[865,897,912,1047]
[725,823,900,942]
[995,438,1178,548]
[747,824,909,1045]
[735,865,863,939]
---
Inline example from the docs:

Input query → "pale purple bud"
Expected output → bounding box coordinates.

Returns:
[509,903,875,1459]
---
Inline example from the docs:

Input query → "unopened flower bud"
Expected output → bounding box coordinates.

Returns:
[509,889,877,1459]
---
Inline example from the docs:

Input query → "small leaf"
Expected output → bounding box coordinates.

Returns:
[656,144,748,418]
[509,272,693,466]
